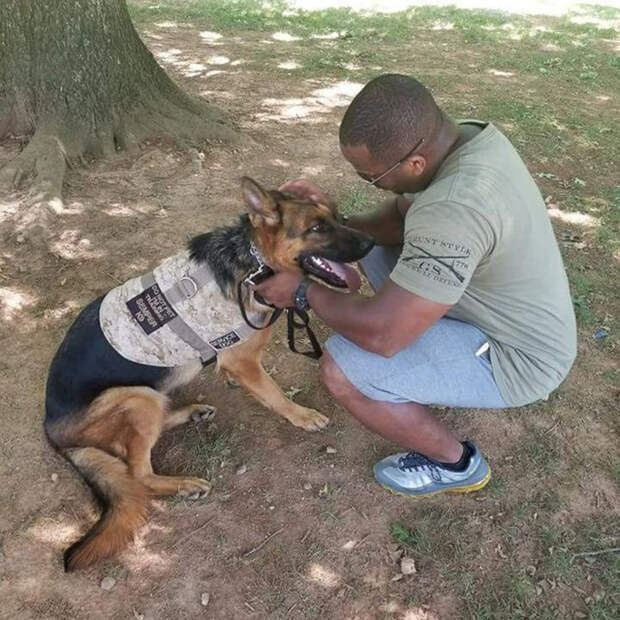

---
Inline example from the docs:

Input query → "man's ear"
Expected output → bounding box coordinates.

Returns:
[407,155,426,177]
[241,177,280,226]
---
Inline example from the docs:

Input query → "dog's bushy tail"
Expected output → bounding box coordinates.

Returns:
[62,447,148,571]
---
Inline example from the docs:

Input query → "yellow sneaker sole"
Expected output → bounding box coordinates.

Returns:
[380,466,492,499]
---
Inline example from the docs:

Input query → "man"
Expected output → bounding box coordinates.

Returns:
[254,74,576,497]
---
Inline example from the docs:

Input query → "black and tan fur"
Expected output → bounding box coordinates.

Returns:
[45,177,373,571]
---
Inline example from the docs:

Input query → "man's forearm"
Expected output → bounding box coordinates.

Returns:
[306,284,385,353]
[344,195,410,246]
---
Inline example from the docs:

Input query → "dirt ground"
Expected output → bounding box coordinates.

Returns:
[1,13,618,620]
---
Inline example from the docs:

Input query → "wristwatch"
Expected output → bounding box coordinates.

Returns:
[294,278,313,311]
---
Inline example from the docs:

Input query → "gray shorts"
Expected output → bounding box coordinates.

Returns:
[324,245,508,408]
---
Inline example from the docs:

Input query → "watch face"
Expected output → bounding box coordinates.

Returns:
[295,280,311,310]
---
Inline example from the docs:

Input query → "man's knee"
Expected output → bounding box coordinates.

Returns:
[320,352,354,400]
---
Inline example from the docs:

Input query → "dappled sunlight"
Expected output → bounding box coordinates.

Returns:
[28,517,80,546]
[312,31,342,39]
[257,80,363,123]
[155,21,178,29]
[272,32,302,42]
[432,21,454,30]
[489,69,514,78]
[155,44,232,77]
[206,55,230,65]
[570,15,619,29]
[0,287,37,322]
[270,158,291,167]
[187,62,206,72]
[199,31,223,43]
[156,48,182,62]
[308,562,340,587]
[312,81,364,105]
[103,200,166,217]
[123,522,175,573]
[278,60,301,70]
[302,164,326,175]
[547,207,600,228]
[284,1,613,18]
[41,300,82,324]
[51,229,104,260]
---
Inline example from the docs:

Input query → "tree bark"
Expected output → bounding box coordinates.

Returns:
[0,0,243,238]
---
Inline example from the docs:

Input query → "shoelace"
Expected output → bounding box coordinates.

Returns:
[398,452,442,482]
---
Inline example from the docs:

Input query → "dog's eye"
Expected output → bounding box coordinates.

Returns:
[308,222,326,234]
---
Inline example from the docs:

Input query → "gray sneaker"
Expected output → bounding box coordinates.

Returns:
[373,441,491,498]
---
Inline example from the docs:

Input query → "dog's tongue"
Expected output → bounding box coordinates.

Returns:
[324,259,361,291]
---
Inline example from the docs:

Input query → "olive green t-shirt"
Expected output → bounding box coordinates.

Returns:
[390,122,577,406]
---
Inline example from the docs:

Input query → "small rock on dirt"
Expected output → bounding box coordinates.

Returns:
[200,592,210,607]
[51,473,58,483]
[236,464,247,475]
[400,557,417,575]
[325,446,337,454]
[100,576,116,591]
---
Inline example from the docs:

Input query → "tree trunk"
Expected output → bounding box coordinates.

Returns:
[0,0,243,238]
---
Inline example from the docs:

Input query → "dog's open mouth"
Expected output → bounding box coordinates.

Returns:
[301,255,349,289]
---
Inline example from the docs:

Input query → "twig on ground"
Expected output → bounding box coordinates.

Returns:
[572,547,620,558]
[166,517,213,550]
[242,528,284,558]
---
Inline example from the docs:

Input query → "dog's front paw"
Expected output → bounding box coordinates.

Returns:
[189,404,216,423]
[288,408,329,432]
[176,477,212,499]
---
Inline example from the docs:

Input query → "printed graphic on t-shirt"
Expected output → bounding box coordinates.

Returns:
[399,236,473,289]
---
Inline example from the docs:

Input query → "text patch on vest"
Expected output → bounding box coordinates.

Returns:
[209,330,241,350]
[127,284,177,335]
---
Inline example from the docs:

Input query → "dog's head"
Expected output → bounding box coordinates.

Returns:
[241,177,374,288]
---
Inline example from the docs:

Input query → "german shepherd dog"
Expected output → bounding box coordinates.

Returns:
[45,177,374,571]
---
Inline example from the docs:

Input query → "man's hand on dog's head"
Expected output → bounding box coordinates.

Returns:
[279,178,329,204]
[279,179,341,220]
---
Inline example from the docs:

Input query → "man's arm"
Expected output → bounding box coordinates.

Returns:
[307,278,451,357]
[345,195,412,246]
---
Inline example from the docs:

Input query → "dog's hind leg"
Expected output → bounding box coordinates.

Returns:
[69,387,211,496]
[218,328,329,431]
[110,392,212,497]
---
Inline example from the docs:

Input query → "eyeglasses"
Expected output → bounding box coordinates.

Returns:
[357,137,425,186]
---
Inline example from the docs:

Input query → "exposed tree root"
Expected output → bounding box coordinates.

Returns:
[0,95,251,245]
[0,131,67,245]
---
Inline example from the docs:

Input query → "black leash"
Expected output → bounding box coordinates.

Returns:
[286,307,322,359]
[237,243,322,359]
[236,275,283,329]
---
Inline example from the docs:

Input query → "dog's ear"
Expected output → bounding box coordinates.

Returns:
[241,177,280,226]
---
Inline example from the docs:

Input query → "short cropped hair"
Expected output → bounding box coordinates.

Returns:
[339,74,441,162]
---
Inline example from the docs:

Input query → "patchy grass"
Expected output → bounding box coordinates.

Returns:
[159,422,235,480]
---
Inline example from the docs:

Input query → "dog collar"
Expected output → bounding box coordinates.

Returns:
[244,242,274,286]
